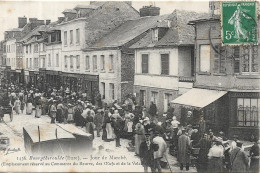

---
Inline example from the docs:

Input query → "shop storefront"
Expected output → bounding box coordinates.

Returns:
[45,70,62,89]
[61,72,99,102]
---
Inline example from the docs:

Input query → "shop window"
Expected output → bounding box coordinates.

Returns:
[161,54,169,75]
[141,54,149,73]
[214,44,226,74]
[151,91,158,105]
[140,90,146,106]
[164,93,172,112]
[109,83,115,100]
[199,45,210,72]
[237,98,259,127]
[101,82,105,99]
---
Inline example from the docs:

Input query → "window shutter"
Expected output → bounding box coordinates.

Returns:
[142,54,148,73]
[161,54,169,75]
[234,46,240,73]
[214,45,220,73]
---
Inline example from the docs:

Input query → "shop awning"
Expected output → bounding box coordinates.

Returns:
[171,88,227,108]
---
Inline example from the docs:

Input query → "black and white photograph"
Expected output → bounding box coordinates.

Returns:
[0,0,259,172]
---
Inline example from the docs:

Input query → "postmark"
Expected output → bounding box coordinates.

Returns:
[221,1,258,45]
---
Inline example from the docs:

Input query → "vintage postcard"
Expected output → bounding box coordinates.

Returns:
[0,0,259,172]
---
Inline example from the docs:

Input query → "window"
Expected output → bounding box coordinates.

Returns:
[56,54,59,67]
[141,54,149,73]
[70,30,73,45]
[64,31,67,46]
[93,55,97,71]
[76,55,80,69]
[42,57,45,68]
[241,45,258,74]
[34,58,38,68]
[70,55,74,69]
[30,58,32,68]
[161,54,169,75]
[85,56,90,70]
[237,98,259,127]
[51,33,56,42]
[139,90,146,106]
[76,29,80,44]
[48,54,51,67]
[199,45,210,72]
[34,44,38,53]
[64,56,68,68]
[214,44,226,73]
[164,93,172,112]
[109,83,115,100]
[109,54,114,71]
[100,55,105,71]
[151,91,158,105]
[153,28,158,41]
[29,45,31,54]
[101,82,105,99]
[26,45,28,54]
[26,58,28,68]
[233,46,240,73]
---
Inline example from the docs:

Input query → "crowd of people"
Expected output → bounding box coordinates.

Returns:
[0,83,259,173]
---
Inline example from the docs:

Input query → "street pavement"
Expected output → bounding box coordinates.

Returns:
[0,110,197,172]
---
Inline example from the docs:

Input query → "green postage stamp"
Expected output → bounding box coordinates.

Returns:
[221,1,258,45]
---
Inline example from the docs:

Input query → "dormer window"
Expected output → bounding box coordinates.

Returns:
[153,28,158,42]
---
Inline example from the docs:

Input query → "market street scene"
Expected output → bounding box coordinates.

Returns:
[0,1,259,173]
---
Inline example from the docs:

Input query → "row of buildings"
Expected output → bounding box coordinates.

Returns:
[0,1,259,139]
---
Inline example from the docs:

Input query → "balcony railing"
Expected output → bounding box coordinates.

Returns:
[178,76,195,82]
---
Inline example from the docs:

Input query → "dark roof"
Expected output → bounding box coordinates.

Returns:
[89,15,169,49]
[130,10,208,49]
[18,25,49,42]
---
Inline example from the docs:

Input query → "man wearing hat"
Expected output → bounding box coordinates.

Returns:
[230,141,249,172]
[178,129,191,171]
[139,133,159,172]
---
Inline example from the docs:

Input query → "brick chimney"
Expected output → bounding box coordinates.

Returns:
[45,20,51,25]
[140,5,160,17]
[18,17,27,28]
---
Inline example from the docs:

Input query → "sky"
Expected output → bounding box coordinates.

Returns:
[0,0,209,40]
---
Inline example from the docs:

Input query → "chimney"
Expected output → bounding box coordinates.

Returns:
[18,16,27,28]
[29,18,38,23]
[58,17,65,23]
[46,20,51,25]
[140,5,160,17]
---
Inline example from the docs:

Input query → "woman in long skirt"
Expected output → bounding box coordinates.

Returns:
[104,110,115,141]
[14,98,21,115]
[135,122,145,156]
[35,93,42,118]
[26,97,33,115]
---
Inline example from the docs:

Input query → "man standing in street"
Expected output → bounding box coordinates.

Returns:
[153,131,167,173]
[230,141,249,172]
[178,129,191,171]
[139,133,159,172]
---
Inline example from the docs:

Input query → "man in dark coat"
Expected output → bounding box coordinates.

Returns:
[178,129,191,171]
[139,133,159,172]
[230,141,249,172]
[193,133,212,173]
[148,101,157,120]
[249,139,260,173]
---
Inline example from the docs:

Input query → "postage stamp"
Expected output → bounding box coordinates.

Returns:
[221,1,258,45]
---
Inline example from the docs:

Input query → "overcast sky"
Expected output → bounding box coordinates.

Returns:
[0,1,209,40]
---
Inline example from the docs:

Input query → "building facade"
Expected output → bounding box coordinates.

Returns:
[173,6,260,139]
